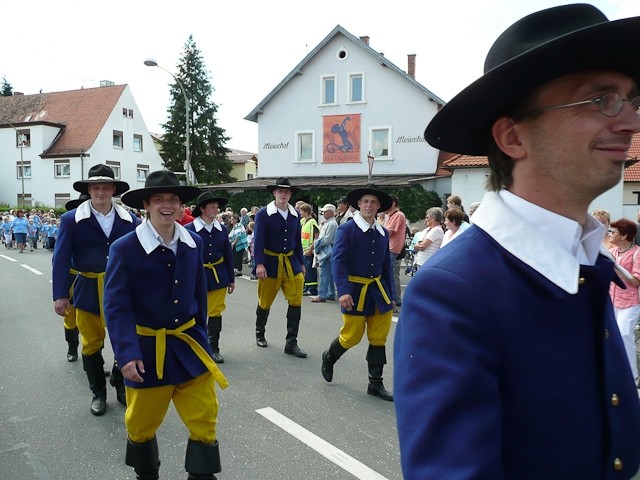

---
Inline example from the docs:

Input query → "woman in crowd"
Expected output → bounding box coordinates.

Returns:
[592,209,612,249]
[441,208,465,248]
[413,207,445,269]
[228,213,248,276]
[609,218,640,385]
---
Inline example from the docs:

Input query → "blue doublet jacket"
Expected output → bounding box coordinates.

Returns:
[184,219,234,291]
[52,201,139,314]
[103,223,210,388]
[394,192,640,480]
[332,214,394,316]
[252,202,303,277]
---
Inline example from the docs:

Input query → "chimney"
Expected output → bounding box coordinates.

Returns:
[359,36,370,46]
[408,54,416,78]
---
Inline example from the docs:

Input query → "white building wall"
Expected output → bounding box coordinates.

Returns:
[0,86,163,207]
[450,168,490,208]
[255,34,440,178]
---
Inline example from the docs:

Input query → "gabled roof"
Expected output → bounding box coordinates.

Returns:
[623,133,640,181]
[227,148,257,165]
[0,85,127,157]
[245,25,445,122]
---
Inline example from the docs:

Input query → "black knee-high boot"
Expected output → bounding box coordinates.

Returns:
[284,305,307,358]
[366,345,393,401]
[208,316,223,363]
[126,436,160,480]
[185,439,221,480]
[82,351,107,415]
[64,327,79,362]
[321,337,348,382]
[255,306,269,347]
[109,360,127,406]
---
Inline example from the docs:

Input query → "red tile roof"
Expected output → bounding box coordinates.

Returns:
[623,133,640,181]
[442,153,489,170]
[0,85,126,157]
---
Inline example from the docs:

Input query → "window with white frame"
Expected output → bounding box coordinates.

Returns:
[349,73,364,102]
[296,131,314,162]
[247,173,254,180]
[17,129,30,147]
[137,164,149,181]
[122,108,128,117]
[17,161,32,178]
[17,194,32,207]
[55,193,71,209]
[113,130,124,149]
[54,159,71,178]
[133,134,143,152]
[106,161,121,179]
[370,127,391,158]
[128,109,134,118]
[321,75,336,105]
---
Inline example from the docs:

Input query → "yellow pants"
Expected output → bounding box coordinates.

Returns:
[63,304,77,330]
[76,309,105,355]
[125,371,218,444]
[207,288,227,317]
[257,272,304,309]
[339,308,393,349]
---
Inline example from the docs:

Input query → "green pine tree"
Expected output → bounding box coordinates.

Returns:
[1,77,13,96]
[159,35,232,185]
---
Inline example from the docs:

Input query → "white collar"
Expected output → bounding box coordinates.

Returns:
[353,211,385,236]
[266,201,298,217]
[75,199,133,224]
[472,191,606,294]
[193,216,222,232]
[135,219,196,254]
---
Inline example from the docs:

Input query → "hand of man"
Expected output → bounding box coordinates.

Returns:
[228,283,235,294]
[54,298,71,317]
[256,264,267,279]
[339,294,354,311]
[121,360,145,383]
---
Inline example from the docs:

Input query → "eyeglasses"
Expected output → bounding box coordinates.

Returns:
[530,92,640,117]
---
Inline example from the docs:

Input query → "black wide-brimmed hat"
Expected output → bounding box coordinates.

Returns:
[192,191,229,217]
[266,177,301,194]
[65,194,90,211]
[425,4,640,156]
[121,170,201,210]
[347,184,392,213]
[73,164,130,196]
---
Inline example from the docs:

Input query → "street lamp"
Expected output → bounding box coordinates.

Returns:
[144,59,192,185]
[1,119,26,207]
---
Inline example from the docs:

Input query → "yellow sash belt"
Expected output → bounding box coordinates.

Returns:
[203,257,225,284]
[69,268,78,298]
[348,275,391,311]
[78,270,105,326]
[264,249,294,291]
[136,318,229,389]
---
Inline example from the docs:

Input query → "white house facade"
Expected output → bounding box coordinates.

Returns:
[0,84,164,208]
[245,26,444,184]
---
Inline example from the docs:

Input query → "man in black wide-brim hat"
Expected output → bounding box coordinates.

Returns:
[104,170,228,480]
[395,4,640,479]
[52,163,139,416]
[252,177,308,357]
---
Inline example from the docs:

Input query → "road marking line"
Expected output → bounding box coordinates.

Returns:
[21,264,44,275]
[0,255,17,262]
[256,407,389,480]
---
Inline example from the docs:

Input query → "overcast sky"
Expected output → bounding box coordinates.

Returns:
[2,0,638,153]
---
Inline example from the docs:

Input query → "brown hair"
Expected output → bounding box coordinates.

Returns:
[444,208,464,227]
[611,218,637,241]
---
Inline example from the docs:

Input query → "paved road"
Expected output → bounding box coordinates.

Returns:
[0,247,406,480]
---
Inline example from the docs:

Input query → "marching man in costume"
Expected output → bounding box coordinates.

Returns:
[52,164,139,416]
[252,177,307,358]
[321,184,395,401]
[60,193,90,363]
[185,191,235,363]
[104,170,228,480]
